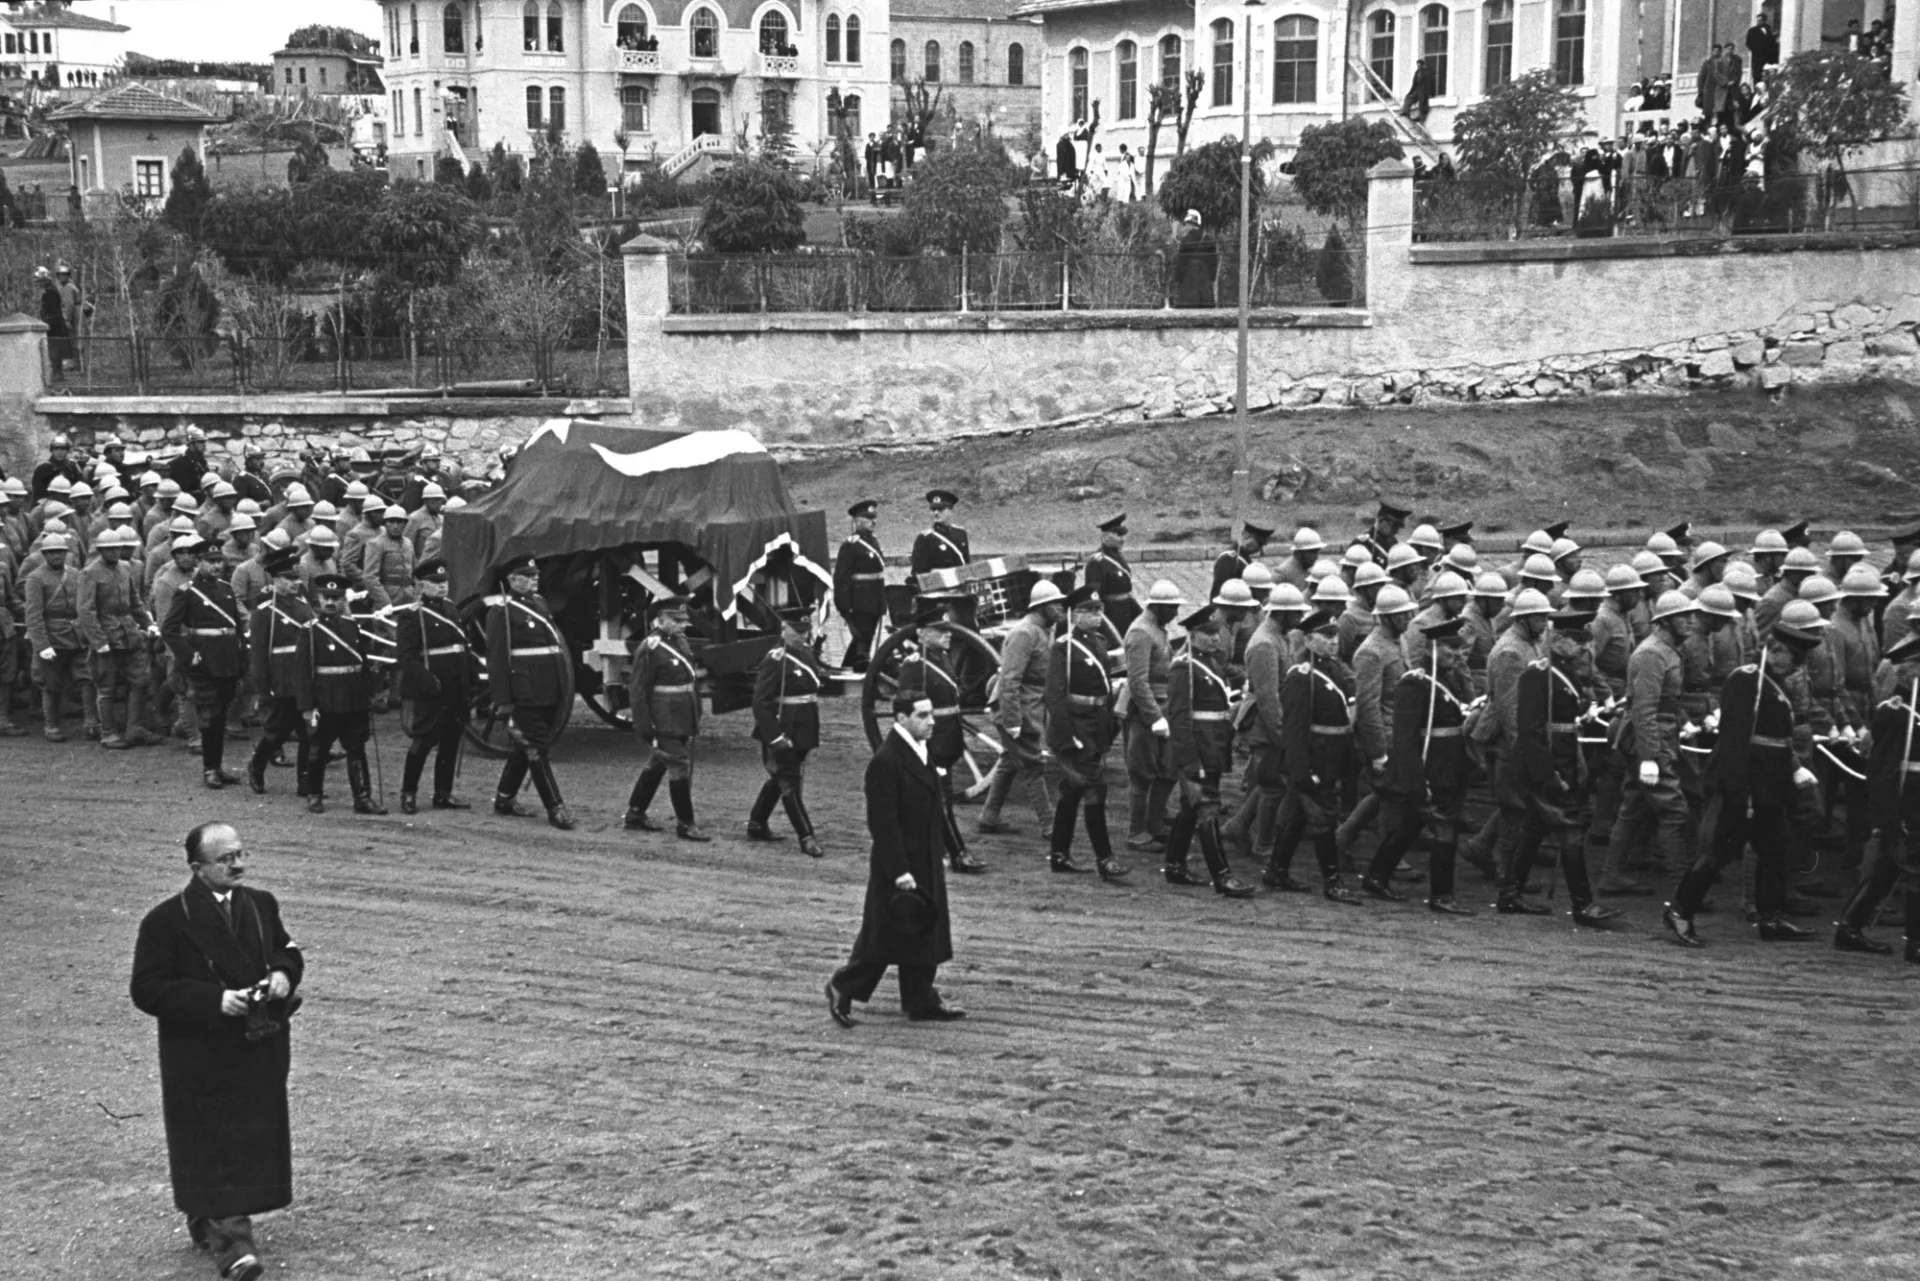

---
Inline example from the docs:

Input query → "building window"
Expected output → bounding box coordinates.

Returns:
[691,8,719,58]
[1420,4,1448,96]
[1272,16,1316,103]
[826,14,840,61]
[1116,39,1136,119]
[134,159,164,198]
[924,39,940,81]
[760,11,789,55]
[546,2,564,51]
[410,3,421,54]
[414,87,424,133]
[1554,0,1586,85]
[285,66,294,85]
[4,35,15,55]
[299,67,308,85]
[549,85,566,130]
[1158,34,1181,91]
[1210,18,1233,106]
[1068,46,1087,120]
[846,15,860,62]
[617,4,649,46]
[444,3,464,52]
[1483,0,1513,90]
[1007,40,1023,84]
[523,1,539,51]
[958,40,974,82]
[890,37,906,80]
[1366,10,1395,97]
[843,91,861,135]
[526,83,543,127]
[320,67,329,86]
[621,83,650,131]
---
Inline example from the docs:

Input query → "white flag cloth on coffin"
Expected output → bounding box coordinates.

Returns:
[590,429,764,477]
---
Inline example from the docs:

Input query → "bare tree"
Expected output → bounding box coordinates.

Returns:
[1174,69,1204,156]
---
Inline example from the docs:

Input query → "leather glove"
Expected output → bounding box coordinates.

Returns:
[1151,717,1169,738]
[1793,766,1817,789]
[1639,760,1660,787]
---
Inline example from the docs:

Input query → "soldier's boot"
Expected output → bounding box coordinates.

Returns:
[1162,805,1208,885]
[668,778,708,842]
[624,762,667,831]
[431,740,466,809]
[977,766,1015,833]
[294,739,314,797]
[1125,778,1163,852]
[1335,791,1381,861]
[123,682,160,746]
[96,684,129,748]
[40,684,66,741]
[1146,777,1176,843]
[1316,834,1362,904]
[401,738,433,807]
[348,756,388,816]
[0,682,24,736]
[780,787,821,858]
[532,757,574,831]
[745,778,784,840]
[305,759,327,813]
[78,677,99,739]
[201,713,238,783]
[1085,803,1129,881]
[1200,820,1254,897]
[494,754,535,816]
[1049,792,1089,873]
[1834,872,1895,953]
[247,741,273,794]
[1496,818,1551,914]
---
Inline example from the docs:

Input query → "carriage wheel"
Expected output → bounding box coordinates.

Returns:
[860,623,1005,800]
[459,617,578,759]
[582,686,633,731]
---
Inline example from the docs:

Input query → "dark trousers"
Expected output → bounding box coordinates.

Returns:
[188,674,237,769]
[832,957,937,1013]
[841,612,880,671]
[1842,810,1920,934]
[498,702,563,809]
[308,708,371,795]
[1221,745,1285,859]
[1677,792,1794,917]
[981,725,1054,826]
[1050,746,1114,859]
[252,695,311,791]
[402,695,467,798]
[750,742,813,838]
[1371,789,1465,897]
[1166,765,1231,878]
[1271,783,1343,882]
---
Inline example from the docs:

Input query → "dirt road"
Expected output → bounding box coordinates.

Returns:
[3,695,1916,1281]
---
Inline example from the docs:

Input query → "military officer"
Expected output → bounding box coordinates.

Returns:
[977,580,1064,836]
[1162,604,1255,897]
[77,525,154,749]
[1267,609,1363,903]
[898,598,987,874]
[1211,519,1273,599]
[1351,500,1412,567]
[1273,526,1324,592]
[748,608,826,856]
[233,442,274,506]
[622,594,707,840]
[1044,584,1128,880]
[1081,513,1140,633]
[909,489,970,584]
[162,537,248,788]
[1834,631,1920,960]
[394,556,476,816]
[1122,580,1183,853]
[486,557,576,830]
[1372,616,1477,915]
[24,530,86,740]
[1880,550,1920,653]
[832,500,887,672]
[300,571,388,814]
[245,546,313,797]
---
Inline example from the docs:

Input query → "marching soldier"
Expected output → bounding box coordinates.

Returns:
[77,525,154,749]
[748,608,825,856]
[0,517,23,736]
[403,482,448,548]
[909,489,970,584]
[246,546,314,797]
[162,537,247,788]
[1122,580,1183,853]
[1162,604,1255,896]
[622,594,707,841]
[1339,563,1386,663]
[1834,631,1920,960]
[1081,513,1140,633]
[486,557,576,830]
[24,530,87,741]
[1401,571,1469,674]
[1272,527,1323,592]
[1222,588,1303,877]
[1351,500,1412,567]
[394,556,477,816]
[897,598,987,874]
[1460,572,1506,697]
[977,580,1064,836]
[1665,601,1828,948]
[832,500,887,672]
[1267,609,1363,903]
[1372,616,1477,915]
[1830,564,1886,864]
[365,504,415,608]
[1045,585,1127,880]
[1384,543,1427,599]
[233,442,274,506]
[1599,590,1697,891]
[1210,519,1273,599]
[1753,545,1819,639]
[275,487,317,548]
[302,571,390,815]
[1342,582,1417,874]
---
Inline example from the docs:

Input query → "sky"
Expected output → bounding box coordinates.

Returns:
[79,0,385,62]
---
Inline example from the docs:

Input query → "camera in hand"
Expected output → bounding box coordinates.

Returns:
[243,980,282,1042]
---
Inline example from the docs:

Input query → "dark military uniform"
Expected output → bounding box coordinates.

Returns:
[486,585,573,822]
[1164,646,1241,885]
[832,529,887,672]
[247,590,313,794]
[162,570,246,777]
[1269,652,1355,888]
[1837,666,1920,952]
[1083,548,1140,634]
[1374,661,1473,901]
[624,628,703,832]
[749,635,824,850]
[302,608,388,811]
[1044,622,1121,871]
[1209,548,1249,601]
[395,594,476,809]
[1506,645,1601,909]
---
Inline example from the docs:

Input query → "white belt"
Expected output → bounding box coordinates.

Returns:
[781,694,817,706]
[1311,724,1351,736]
[189,627,231,636]
[270,645,298,654]
[426,645,465,656]
[511,645,561,656]
[1191,711,1230,722]
[1069,693,1106,707]
[933,707,961,718]
[1750,734,1791,749]
[850,572,883,581]
[1428,726,1462,738]
[315,664,360,675]
[653,683,696,695]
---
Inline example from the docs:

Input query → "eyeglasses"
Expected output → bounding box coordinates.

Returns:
[200,850,248,867]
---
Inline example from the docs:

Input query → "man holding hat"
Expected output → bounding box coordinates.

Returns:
[1082,513,1140,634]
[487,558,576,830]
[1353,501,1412,568]
[163,537,248,787]
[77,525,154,749]
[24,528,85,740]
[1373,615,1477,914]
[826,694,965,1028]
[1163,603,1256,896]
[976,579,1063,837]
[1123,580,1185,853]
[749,607,827,855]
[898,597,987,874]
[622,594,706,840]
[1211,520,1273,600]
[832,500,887,673]
[1045,584,1129,879]
[393,556,477,816]
[246,546,315,797]
[1600,590,1697,891]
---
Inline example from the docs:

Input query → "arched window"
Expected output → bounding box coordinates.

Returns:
[890,36,906,80]
[522,0,538,51]
[958,40,974,82]
[1420,4,1448,96]
[409,3,421,53]
[1366,10,1395,97]
[826,14,840,61]
[525,83,543,127]
[1554,0,1586,85]
[846,15,861,62]
[691,8,719,58]
[549,85,566,129]
[1158,34,1181,91]
[844,91,861,135]
[760,11,789,54]
[617,4,649,47]
[1006,41,1024,84]
[443,3,464,53]
[622,83,650,130]
[1116,39,1137,119]
[1211,18,1233,106]
[1068,46,1087,120]
[546,1,564,51]
[924,39,941,81]
[1273,16,1316,103]
[1483,0,1513,89]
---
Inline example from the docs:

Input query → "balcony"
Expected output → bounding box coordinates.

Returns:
[758,52,801,78]
[618,47,662,72]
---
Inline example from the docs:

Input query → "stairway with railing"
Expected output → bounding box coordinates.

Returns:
[662,133,726,179]
[1351,60,1442,162]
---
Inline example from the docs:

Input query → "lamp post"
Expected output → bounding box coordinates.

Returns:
[1232,0,1262,522]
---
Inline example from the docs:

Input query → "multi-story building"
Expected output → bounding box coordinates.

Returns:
[272,44,388,98]
[885,0,1041,141]
[0,1,129,94]
[378,0,892,183]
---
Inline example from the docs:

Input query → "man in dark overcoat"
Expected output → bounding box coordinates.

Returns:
[826,694,965,1026]
[130,821,304,1281]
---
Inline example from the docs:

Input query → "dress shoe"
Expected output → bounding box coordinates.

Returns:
[625,809,665,832]
[354,796,390,816]
[1163,863,1210,887]
[431,795,471,810]
[1050,851,1091,874]
[825,980,855,1028]
[203,769,226,789]
[976,818,1021,835]
[1097,857,1131,881]
[400,793,418,815]
[744,822,786,842]
[950,851,986,873]
[800,837,825,859]
[1834,924,1893,955]
[547,805,577,831]
[1596,875,1650,896]
[1360,876,1408,903]
[1213,874,1256,898]
[493,795,535,818]
[1323,879,1362,905]
[307,794,326,814]
[1757,915,1815,941]
[187,1215,209,1248]
[677,823,711,843]
[43,726,66,742]
[1126,832,1167,854]
[1663,904,1703,948]
[214,766,242,785]
[1572,902,1624,929]
[224,1255,265,1281]
[907,1002,968,1022]
[1428,895,1476,916]
[1263,868,1310,892]
[1497,893,1551,916]
[100,732,130,750]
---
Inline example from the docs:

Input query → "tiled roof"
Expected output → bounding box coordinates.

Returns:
[891,0,1037,20]
[8,7,130,31]
[48,82,217,123]
[1009,0,1128,15]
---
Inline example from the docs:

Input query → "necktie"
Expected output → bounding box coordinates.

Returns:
[216,895,233,930]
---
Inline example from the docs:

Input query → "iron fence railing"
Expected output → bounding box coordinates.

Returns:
[669,245,1364,315]
[44,335,630,397]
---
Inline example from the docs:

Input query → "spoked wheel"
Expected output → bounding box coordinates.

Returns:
[860,623,1006,800]
[582,686,633,730]
[459,616,577,758]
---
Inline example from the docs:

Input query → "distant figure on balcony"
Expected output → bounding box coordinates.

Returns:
[1745,14,1778,78]
[1402,57,1434,125]
[1695,45,1720,118]
[1054,131,1077,187]
[1172,210,1216,309]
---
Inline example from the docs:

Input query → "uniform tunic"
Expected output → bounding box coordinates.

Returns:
[909,524,970,582]
[1082,549,1140,633]
[1351,624,1407,765]
[486,591,570,748]
[628,630,701,775]
[395,596,476,740]
[900,651,965,769]
[163,574,246,705]
[1045,626,1118,790]
[1280,657,1354,829]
